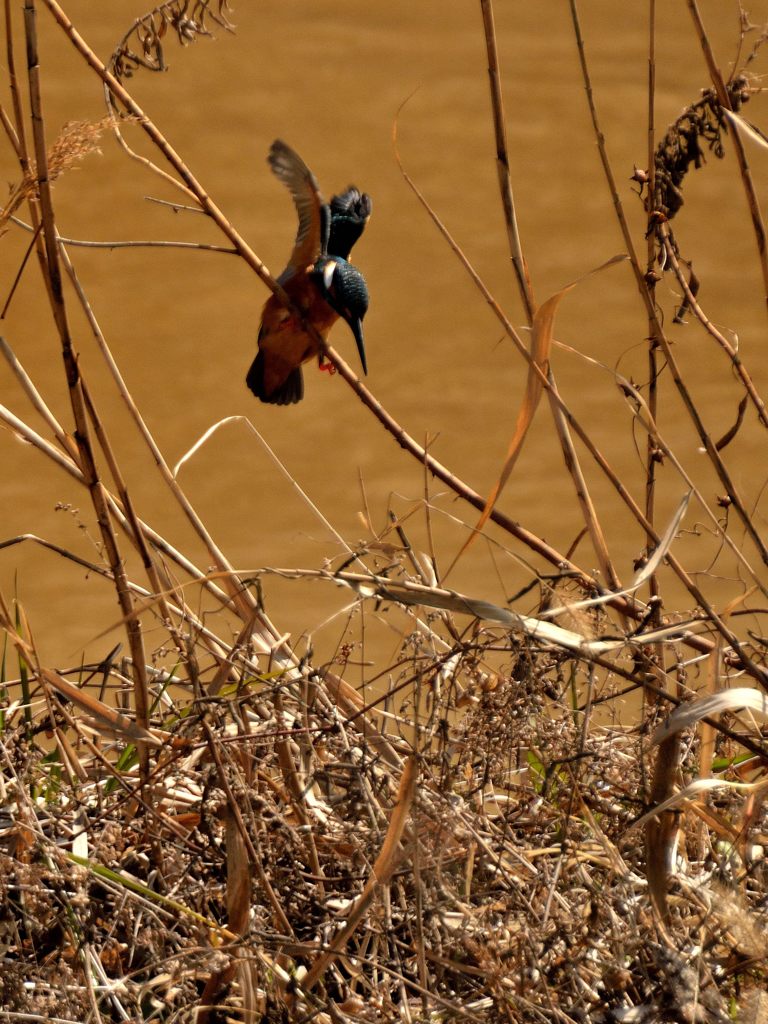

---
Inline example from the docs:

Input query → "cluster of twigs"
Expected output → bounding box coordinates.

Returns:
[2,0,768,1022]
[651,75,751,221]
[3,630,767,1022]
[109,0,234,80]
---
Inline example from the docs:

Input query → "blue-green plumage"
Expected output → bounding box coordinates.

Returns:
[312,256,369,375]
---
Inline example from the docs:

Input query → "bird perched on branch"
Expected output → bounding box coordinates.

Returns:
[246,140,371,405]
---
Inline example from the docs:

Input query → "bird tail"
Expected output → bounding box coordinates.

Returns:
[246,351,304,405]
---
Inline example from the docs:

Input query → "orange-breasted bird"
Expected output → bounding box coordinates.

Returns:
[245,140,371,405]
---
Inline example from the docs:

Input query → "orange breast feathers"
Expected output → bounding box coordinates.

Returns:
[256,275,339,396]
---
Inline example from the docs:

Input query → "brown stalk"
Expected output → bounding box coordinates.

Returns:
[80,379,179,638]
[410,17,623,592]
[394,148,767,682]
[0,219,42,318]
[201,716,294,938]
[687,0,768,315]
[272,687,326,893]
[645,730,681,925]
[659,228,768,429]
[302,755,418,991]
[478,0,535,323]
[40,0,768,693]
[567,0,768,687]
[39,0,611,616]
[547,377,622,593]
[23,0,152,781]
[644,0,662,635]
[4,0,51,314]
[571,0,768,573]
[0,593,162,747]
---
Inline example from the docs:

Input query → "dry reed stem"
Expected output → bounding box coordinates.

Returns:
[479,0,622,602]
[43,0,651,632]
[23,0,152,780]
[572,0,768,579]
[394,116,752,657]
[547,380,622,592]
[644,0,663,638]
[302,755,418,992]
[43,0,753,708]
[645,727,683,925]
[687,0,768,316]
[478,1,622,601]
[567,0,768,690]
[80,379,179,638]
[659,226,768,429]
[3,6,768,1019]
[478,0,535,323]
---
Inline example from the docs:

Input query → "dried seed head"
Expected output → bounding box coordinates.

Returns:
[0,116,127,234]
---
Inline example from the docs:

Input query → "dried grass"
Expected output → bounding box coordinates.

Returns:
[2,627,767,1022]
[2,2,768,1022]
[0,116,120,233]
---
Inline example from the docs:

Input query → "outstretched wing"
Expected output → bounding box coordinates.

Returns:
[268,139,328,282]
[328,187,372,260]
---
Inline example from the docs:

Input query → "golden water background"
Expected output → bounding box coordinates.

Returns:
[2,2,768,677]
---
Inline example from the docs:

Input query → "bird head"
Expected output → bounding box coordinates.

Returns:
[313,256,369,375]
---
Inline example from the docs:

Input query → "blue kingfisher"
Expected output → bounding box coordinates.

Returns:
[245,140,371,405]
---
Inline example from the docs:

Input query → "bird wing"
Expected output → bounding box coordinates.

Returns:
[328,187,372,260]
[268,139,328,282]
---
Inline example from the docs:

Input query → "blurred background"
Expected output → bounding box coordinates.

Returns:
[1,0,768,676]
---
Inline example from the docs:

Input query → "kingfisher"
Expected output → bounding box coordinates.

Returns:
[246,140,371,405]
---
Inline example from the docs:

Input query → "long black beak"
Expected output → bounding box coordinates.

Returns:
[347,316,368,376]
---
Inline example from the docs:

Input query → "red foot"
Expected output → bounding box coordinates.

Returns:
[318,361,337,375]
